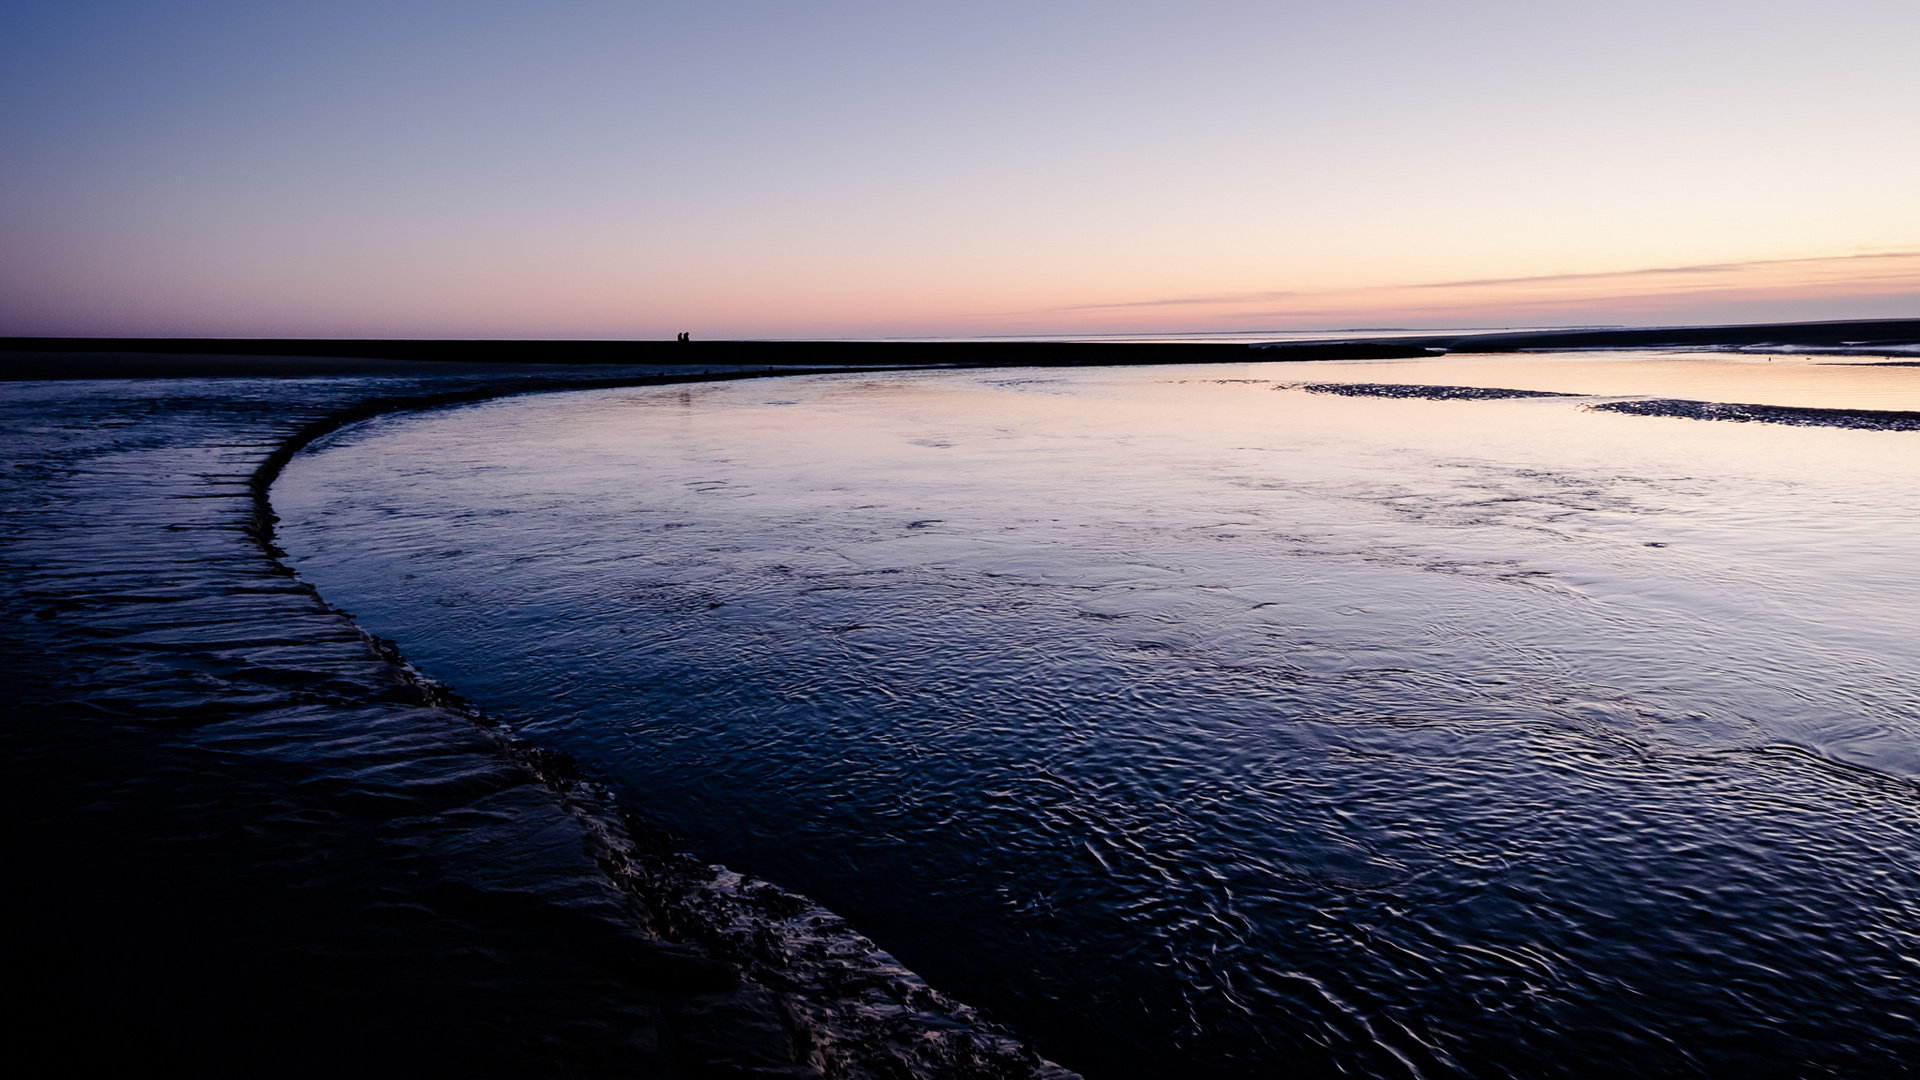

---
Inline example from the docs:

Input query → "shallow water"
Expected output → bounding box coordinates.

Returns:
[275,357,1920,1078]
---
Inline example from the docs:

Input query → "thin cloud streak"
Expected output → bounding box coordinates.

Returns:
[1039,251,1920,315]
[1226,275,1920,323]
[1404,251,1920,291]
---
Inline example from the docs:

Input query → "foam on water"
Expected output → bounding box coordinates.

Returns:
[274,357,1920,1078]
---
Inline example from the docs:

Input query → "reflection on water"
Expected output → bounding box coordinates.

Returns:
[275,358,1920,1078]
[1267,350,1920,410]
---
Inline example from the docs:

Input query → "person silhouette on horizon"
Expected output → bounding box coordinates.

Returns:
[677,331,690,343]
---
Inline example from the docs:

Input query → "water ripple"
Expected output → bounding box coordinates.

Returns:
[277,362,1920,1078]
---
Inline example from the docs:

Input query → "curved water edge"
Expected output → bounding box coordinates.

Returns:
[0,365,1077,1079]
[273,360,1920,1079]
[11,352,1919,1076]
[242,373,1088,1079]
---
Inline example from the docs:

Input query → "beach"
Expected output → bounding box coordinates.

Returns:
[8,333,1920,1077]
[0,356,1078,1079]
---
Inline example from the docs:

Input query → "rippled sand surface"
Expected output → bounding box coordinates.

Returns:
[2,364,1076,1079]
[1272,350,1920,410]
[277,358,1920,1079]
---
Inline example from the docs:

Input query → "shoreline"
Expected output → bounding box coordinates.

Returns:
[5,317,1919,377]
[0,361,1079,1078]
[6,338,1918,1072]
[1282,381,1920,428]
[245,369,1085,1079]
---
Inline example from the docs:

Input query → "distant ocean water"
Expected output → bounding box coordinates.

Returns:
[275,355,1920,1079]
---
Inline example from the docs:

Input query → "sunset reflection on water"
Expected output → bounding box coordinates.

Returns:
[276,358,1920,1079]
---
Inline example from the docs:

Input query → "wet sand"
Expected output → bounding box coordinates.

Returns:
[6,338,1916,1075]
[1590,397,1920,430]
[0,357,1077,1079]
[1288,380,1920,429]
[1294,382,1579,401]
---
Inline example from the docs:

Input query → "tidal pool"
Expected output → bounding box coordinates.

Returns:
[275,357,1920,1078]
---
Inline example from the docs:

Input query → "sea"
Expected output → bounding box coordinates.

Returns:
[271,353,1920,1078]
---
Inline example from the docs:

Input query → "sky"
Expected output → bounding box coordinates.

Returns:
[2,0,1916,340]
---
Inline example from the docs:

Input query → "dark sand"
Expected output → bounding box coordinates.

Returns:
[1283,380,1920,429]
[0,357,1077,1079]
[1292,382,1580,401]
[1590,398,1920,431]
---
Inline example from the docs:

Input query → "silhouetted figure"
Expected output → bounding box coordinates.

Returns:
[677,331,690,343]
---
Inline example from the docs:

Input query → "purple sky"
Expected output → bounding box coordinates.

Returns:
[3,0,1915,339]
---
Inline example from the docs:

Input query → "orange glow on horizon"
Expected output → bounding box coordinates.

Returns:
[974,250,1920,335]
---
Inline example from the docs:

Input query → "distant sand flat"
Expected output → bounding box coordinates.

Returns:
[1254,353,1920,413]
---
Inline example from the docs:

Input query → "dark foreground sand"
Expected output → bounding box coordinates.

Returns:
[0,357,1077,1079]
